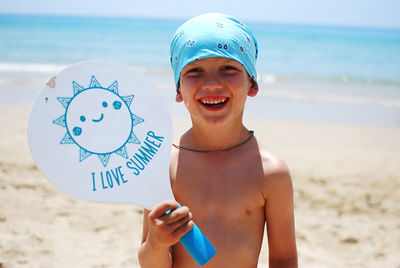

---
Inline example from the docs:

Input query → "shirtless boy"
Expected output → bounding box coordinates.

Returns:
[138,13,297,268]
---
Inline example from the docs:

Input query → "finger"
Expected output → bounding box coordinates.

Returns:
[167,211,192,231]
[148,200,179,220]
[162,206,190,225]
[172,218,194,240]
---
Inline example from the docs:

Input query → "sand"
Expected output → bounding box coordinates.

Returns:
[0,106,399,268]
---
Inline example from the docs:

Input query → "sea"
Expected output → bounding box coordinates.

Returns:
[1,14,400,126]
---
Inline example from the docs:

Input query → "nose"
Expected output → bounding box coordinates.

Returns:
[201,72,223,91]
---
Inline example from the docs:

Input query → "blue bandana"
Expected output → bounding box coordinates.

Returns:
[170,13,258,90]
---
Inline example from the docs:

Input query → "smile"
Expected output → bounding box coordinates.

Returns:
[200,98,227,105]
[92,113,104,122]
[199,97,229,109]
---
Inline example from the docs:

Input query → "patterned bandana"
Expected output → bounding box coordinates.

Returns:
[170,13,258,90]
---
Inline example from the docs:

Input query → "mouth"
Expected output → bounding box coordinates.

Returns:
[92,113,104,123]
[198,97,229,110]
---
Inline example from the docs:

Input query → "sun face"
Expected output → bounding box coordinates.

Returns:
[53,75,144,167]
[65,88,133,153]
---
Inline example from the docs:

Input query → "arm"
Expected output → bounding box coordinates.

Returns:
[264,160,298,268]
[138,200,194,268]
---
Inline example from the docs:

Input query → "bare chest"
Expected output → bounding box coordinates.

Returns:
[172,153,264,254]
[172,152,265,217]
[170,152,266,267]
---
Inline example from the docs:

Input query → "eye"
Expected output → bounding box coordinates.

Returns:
[183,67,202,77]
[188,67,201,73]
[80,115,86,122]
[113,101,122,110]
[223,65,236,71]
[102,101,108,108]
[72,126,82,136]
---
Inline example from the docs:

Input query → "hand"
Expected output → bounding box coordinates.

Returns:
[147,200,194,250]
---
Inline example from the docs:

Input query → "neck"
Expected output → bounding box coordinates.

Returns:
[182,122,251,151]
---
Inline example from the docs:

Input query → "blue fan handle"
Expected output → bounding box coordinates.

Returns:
[167,204,216,265]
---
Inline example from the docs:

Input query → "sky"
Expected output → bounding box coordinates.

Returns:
[1,0,400,29]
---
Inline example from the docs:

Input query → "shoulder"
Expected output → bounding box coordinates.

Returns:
[255,140,293,200]
[169,143,180,181]
[170,131,188,168]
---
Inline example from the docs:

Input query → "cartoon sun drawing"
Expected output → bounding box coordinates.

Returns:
[53,75,144,167]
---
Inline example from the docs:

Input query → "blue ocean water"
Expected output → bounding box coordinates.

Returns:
[0,14,399,85]
[1,14,400,127]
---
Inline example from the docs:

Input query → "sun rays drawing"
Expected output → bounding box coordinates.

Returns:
[52,75,144,167]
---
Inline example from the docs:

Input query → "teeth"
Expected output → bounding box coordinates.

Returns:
[201,98,227,105]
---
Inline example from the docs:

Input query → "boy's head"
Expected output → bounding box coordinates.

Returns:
[170,13,258,90]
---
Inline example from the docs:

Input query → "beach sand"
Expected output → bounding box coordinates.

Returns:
[0,103,399,267]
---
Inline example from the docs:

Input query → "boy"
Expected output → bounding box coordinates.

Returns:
[138,13,297,268]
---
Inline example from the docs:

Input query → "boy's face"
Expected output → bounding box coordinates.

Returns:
[176,57,258,126]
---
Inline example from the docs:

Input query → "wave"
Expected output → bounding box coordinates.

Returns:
[0,61,171,76]
[1,61,396,87]
[0,62,67,74]
[258,89,400,108]
[0,61,168,86]
[257,73,400,87]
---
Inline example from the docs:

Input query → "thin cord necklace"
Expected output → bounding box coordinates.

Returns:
[172,130,254,153]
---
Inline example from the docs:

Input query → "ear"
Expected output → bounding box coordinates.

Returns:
[175,89,184,102]
[247,78,258,97]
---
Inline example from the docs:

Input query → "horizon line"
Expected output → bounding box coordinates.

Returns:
[1,11,400,31]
